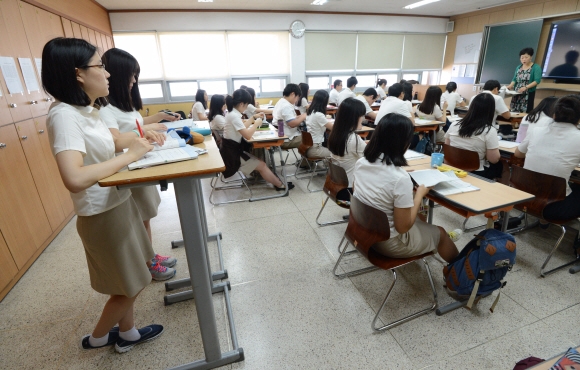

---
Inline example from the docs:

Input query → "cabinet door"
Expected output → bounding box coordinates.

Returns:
[100,32,109,52]
[106,36,113,50]
[16,119,66,230]
[0,85,13,126]
[79,25,89,42]
[0,124,52,268]
[88,28,97,47]
[71,21,82,38]
[61,18,73,38]
[34,116,74,216]
[0,230,18,293]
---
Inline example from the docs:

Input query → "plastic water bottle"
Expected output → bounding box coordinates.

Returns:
[278,119,284,137]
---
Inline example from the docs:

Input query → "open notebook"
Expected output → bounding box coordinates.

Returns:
[125,132,206,170]
[409,169,479,196]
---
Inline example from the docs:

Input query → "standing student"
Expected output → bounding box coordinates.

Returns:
[506,47,542,112]
[353,113,459,261]
[481,79,511,128]
[375,79,387,101]
[375,83,415,125]
[190,89,208,120]
[296,83,310,115]
[305,90,333,158]
[416,86,448,142]
[355,88,378,121]
[514,95,580,221]
[43,38,164,353]
[327,97,367,188]
[208,94,227,136]
[100,48,177,281]
[222,89,294,190]
[337,76,358,106]
[444,93,502,180]
[515,96,557,143]
[329,79,342,105]
[441,82,466,114]
[272,83,306,150]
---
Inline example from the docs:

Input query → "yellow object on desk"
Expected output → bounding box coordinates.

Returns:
[437,165,467,178]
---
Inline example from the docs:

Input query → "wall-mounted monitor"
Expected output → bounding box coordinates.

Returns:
[542,19,580,83]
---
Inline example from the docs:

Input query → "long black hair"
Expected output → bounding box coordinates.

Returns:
[328,97,365,157]
[364,113,414,166]
[225,89,252,112]
[42,37,105,107]
[208,94,226,122]
[195,89,207,109]
[402,82,413,102]
[376,79,387,88]
[307,90,328,116]
[526,96,557,123]
[101,48,142,112]
[418,86,443,115]
[245,87,257,106]
[297,83,309,107]
[457,93,496,137]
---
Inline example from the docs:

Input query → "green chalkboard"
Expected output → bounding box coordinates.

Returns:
[478,20,543,84]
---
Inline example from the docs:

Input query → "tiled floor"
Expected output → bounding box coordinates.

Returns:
[1,162,579,369]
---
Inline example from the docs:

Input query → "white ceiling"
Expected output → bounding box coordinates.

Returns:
[96,0,524,17]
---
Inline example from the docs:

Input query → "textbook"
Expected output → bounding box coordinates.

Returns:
[404,150,425,160]
[127,146,199,170]
[409,169,479,195]
[415,118,442,125]
[498,140,519,149]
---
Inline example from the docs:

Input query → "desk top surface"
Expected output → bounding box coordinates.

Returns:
[99,136,224,187]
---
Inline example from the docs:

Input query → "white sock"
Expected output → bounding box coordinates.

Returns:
[88,333,109,347]
[119,326,141,341]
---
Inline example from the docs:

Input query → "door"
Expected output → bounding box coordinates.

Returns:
[0,231,18,293]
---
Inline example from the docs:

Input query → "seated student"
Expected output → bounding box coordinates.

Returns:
[441,82,466,114]
[481,80,511,129]
[329,79,342,106]
[337,76,358,106]
[296,83,310,115]
[242,87,272,117]
[222,89,294,190]
[190,89,208,121]
[375,83,415,125]
[416,86,448,142]
[515,96,557,143]
[328,97,367,188]
[272,83,306,150]
[445,93,502,180]
[305,90,333,158]
[514,95,580,221]
[208,94,227,136]
[355,88,378,121]
[375,79,387,101]
[402,81,414,103]
[353,113,459,261]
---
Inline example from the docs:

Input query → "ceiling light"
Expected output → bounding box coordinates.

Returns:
[311,0,327,5]
[404,0,440,9]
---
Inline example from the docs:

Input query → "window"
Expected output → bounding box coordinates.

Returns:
[378,73,399,86]
[168,82,197,98]
[354,75,376,89]
[234,79,260,91]
[262,78,286,93]
[139,83,164,99]
[113,33,162,80]
[402,73,420,81]
[307,76,329,90]
[227,32,289,76]
[199,81,228,95]
[422,71,440,85]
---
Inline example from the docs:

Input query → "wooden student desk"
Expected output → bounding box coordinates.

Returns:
[247,131,290,202]
[497,112,527,128]
[99,137,244,370]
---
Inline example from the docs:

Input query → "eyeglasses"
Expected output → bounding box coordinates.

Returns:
[81,63,106,70]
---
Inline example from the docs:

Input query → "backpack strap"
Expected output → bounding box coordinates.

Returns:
[489,280,507,313]
[466,270,485,309]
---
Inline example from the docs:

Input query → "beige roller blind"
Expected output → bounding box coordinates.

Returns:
[305,32,357,71]
[357,33,404,70]
[402,34,446,69]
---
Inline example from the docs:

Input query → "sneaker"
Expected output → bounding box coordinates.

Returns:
[152,254,177,268]
[448,229,463,242]
[114,324,164,353]
[81,327,120,350]
[149,262,176,281]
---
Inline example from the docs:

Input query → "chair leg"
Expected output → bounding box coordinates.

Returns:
[540,224,580,277]
[316,196,349,227]
[371,258,438,332]
[333,236,377,279]
[209,172,253,206]
[306,161,325,193]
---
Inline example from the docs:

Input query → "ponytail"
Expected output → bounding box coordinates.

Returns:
[227,89,252,112]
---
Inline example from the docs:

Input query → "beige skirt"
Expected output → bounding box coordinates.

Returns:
[239,152,261,176]
[76,197,155,298]
[374,219,440,258]
[131,186,161,221]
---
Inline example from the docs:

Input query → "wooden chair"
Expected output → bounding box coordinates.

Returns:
[333,195,438,331]
[442,143,480,172]
[296,131,327,192]
[510,166,580,276]
[316,159,351,227]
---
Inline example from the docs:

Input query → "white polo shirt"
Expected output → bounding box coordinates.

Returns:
[355,95,373,115]
[47,102,130,216]
[376,87,387,100]
[243,104,257,118]
[191,101,206,119]
[305,111,327,144]
[444,122,499,171]
[329,89,340,105]
[272,97,299,140]
[296,97,308,115]
[482,90,509,127]
[416,103,443,121]
[441,91,463,114]
[99,104,144,133]
[223,108,246,143]
[210,114,226,132]
[353,156,414,237]
[518,122,580,196]
[330,132,366,187]
[337,88,356,106]
[375,96,413,125]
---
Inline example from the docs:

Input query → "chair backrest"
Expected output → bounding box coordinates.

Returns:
[509,166,567,221]
[345,195,390,259]
[442,143,480,172]
[323,160,349,201]
[298,131,314,156]
[211,129,223,148]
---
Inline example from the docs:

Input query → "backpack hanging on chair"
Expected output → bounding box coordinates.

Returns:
[443,229,516,312]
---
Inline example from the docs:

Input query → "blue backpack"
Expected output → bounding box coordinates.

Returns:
[443,229,516,312]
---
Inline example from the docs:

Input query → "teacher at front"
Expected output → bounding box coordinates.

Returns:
[506,47,542,113]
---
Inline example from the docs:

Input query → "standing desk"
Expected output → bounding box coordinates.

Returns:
[99,137,244,370]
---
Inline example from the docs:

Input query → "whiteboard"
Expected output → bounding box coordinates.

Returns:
[454,33,482,64]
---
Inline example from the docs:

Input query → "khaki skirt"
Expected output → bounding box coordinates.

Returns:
[76,197,155,298]
[131,186,161,221]
[374,219,440,258]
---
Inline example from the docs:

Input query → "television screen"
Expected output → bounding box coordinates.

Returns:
[542,19,580,81]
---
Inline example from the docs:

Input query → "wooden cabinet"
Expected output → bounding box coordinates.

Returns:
[0,124,52,268]
[80,24,90,41]
[71,21,82,38]
[0,231,18,293]
[61,18,74,38]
